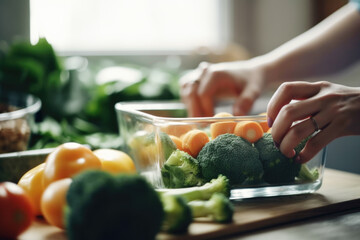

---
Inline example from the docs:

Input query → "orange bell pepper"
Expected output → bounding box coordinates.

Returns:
[42,142,102,188]
[18,163,45,216]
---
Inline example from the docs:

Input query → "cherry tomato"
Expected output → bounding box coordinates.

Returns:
[0,182,35,239]
[41,178,72,229]
[43,142,102,188]
[18,163,45,216]
[93,149,136,174]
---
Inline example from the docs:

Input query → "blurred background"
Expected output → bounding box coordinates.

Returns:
[0,0,359,174]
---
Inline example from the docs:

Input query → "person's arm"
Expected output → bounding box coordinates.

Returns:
[180,2,360,117]
[265,2,360,162]
[262,2,360,84]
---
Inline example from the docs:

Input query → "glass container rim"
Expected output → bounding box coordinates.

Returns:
[115,101,267,124]
[0,91,42,121]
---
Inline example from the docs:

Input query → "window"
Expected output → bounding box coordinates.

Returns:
[30,0,226,55]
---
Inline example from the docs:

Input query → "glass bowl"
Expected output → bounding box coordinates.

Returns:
[115,101,326,199]
[0,89,42,153]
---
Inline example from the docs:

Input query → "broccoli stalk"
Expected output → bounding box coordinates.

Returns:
[188,193,234,223]
[160,194,192,234]
[157,174,230,202]
[297,164,319,182]
[159,176,233,233]
[161,149,205,188]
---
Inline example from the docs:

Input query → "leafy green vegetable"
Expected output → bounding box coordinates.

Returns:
[0,38,183,150]
[66,170,164,240]
[197,133,263,185]
[254,133,301,184]
[297,164,320,182]
[161,149,205,188]
[160,194,192,234]
[157,174,230,202]
[188,192,234,223]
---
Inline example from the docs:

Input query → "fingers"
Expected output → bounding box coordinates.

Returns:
[267,81,335,162]
[273,102,335,163]
[181,80,204,117]
[267,81,321,123]
[180,62,211,117]
[271,98,321,150]
[196,62,217,116]
[180,61,265,117]
[266,80,360,164]
[278,117,318,158]
[278,107,331,158]
[181,62,241,117]
[267,82,324,159]
[296,120,339,163]
[198,65,239,116]
[267,82,323,147]
[233,83,260,116]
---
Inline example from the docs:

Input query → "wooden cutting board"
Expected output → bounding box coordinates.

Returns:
[19,168,360,240]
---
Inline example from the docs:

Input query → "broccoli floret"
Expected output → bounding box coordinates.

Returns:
[128,131,177,169]
[297,164,319,182]
[188,193,234,223]
[161,149,205,188]
[197,133,263,185]
[160,194,192,234]
[144,131,177,160]
[157,174,230,202]
[254,133,301,184]
[66,170,164,240]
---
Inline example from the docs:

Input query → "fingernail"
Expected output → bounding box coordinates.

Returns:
[267,117,273,128]
[273,141,280,149]
[290,149,296,158]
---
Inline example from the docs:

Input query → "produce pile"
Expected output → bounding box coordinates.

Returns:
[0,141,233,239]
[0,112,320,239]
[132,112,319,189]
[0,39,320,240]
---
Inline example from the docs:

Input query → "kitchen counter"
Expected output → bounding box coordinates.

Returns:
[225,209,360,240]
[19,168,360,240]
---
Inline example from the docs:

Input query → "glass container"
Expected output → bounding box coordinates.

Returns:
[115,101,326,199]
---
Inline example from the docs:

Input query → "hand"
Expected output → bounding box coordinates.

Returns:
[267,81,360,163]
[180,60,267,117]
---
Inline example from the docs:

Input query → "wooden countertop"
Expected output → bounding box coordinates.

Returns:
[19,168,360,240]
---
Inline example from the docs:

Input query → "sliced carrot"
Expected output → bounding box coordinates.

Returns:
[258,112,270,132]
[234,121,264,143]
[258,122,270,133]
[169,135,184,151]
[181,129,210,158]
[161,124,194,138]
[210,112,236,139]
